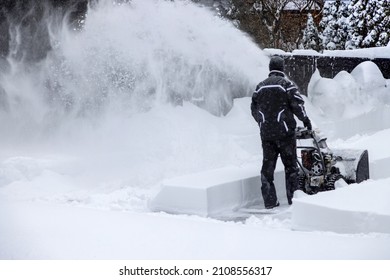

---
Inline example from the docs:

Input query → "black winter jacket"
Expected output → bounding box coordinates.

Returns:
[251,70,309,141]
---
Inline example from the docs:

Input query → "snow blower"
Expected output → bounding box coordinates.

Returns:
[295,127,369,194]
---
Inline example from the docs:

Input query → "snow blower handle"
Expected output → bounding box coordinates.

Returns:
[296,127,314,139]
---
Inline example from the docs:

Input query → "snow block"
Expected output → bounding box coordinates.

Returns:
[292,202,390,234]
[149,165,264,217]
[291,180,390,234]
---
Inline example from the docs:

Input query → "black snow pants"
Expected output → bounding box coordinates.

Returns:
[261,135,299,208]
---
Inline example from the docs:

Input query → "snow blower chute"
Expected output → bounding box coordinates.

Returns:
[295,127,369,194]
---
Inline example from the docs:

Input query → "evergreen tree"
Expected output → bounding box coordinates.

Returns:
[362,0,390,47]
[378,0,390,46]
[301,13,321,51]
[347,0,368,49]
[348,0,390,48]
[320,0,350,50]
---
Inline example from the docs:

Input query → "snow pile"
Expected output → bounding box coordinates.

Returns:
[308,61,390,120]
[292,180,390,234]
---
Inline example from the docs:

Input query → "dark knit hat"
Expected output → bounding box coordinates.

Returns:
[269,56,284,72]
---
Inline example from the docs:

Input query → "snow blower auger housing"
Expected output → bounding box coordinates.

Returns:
[295,127,369,195]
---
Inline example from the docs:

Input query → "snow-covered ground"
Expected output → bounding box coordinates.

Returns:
[0,0,389,260]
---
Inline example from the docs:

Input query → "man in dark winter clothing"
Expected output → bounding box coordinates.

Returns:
[251,56,312,209]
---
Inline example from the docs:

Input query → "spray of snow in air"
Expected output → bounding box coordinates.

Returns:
[0,0,267,145]
[0,0,267,203]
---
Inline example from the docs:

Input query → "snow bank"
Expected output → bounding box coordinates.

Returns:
[149,164,262,217]
[351,61,387,89]
[292,179,390,234]
[308,61,390,120]
[149,163,289,218]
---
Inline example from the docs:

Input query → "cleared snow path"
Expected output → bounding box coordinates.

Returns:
[150,162,390,234]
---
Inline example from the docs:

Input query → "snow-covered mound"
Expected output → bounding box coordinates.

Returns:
[292,180,390,234]
[308,61,390,120]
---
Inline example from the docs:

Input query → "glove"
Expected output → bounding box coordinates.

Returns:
[303,119,312,131]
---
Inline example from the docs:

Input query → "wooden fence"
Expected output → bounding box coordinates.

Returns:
[282,55,390,96]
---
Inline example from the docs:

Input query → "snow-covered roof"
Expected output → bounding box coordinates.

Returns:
[285,1,322,11]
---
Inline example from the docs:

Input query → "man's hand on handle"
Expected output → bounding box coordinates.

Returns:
[303,119,312,131]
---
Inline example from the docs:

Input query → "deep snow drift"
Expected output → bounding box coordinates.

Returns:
[0,0,389,259]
